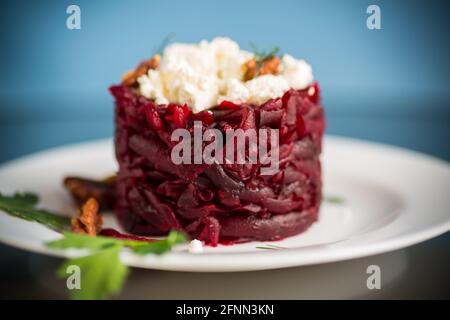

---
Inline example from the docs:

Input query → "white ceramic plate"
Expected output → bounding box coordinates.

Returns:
[0,136,449,272]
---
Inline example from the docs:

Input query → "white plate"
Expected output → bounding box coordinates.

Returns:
[0,136,449,272]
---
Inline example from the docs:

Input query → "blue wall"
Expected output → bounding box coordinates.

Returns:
[0,0,449,162]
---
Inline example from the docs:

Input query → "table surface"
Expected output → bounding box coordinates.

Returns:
[1,235,449,299]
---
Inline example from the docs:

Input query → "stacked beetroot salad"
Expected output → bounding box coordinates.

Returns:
[110,38,325,245]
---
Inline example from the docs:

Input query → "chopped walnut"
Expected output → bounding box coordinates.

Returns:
[242,58,258,81]
[149,54,161,70]
[71,198,103,236]
[259,56,280,76]
[122,54,161,87]
[242,56,280,81]
[122,70,137,87]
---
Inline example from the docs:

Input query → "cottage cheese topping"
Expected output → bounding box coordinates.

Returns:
[281,54,314,89]
[218,78,250,104]
[137,69,168,105]
[245,74,290,105]
[137,37,314,112]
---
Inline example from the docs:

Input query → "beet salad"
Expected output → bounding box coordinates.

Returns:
[110,37,325,246]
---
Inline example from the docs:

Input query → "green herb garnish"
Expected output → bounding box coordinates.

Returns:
[153,32,176,56]
[47,230,187,255]
[0,192,71,230]
[249,42,280,62]
[323,195,346,204]
[47,230,187,300]
[56,244,127,300]
[0,191,187,300]
[124,229,187,255]
[256,244,287,250]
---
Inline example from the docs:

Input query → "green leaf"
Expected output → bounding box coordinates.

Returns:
[323,195,345,204]
[1,191,188,300]
[125,230,188,255]
[47,230,187,299]
[57,245,128,300]
[47,230,188,254]
[0,192,71,231]
[46,232,121,250]
[0,192,38,207]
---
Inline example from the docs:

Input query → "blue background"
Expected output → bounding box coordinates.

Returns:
[0,0,449,162]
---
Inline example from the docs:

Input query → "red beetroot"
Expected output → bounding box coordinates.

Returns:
[110,81,325,246]
[99,228,155,242]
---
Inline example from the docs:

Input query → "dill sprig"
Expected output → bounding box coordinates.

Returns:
[249,42,280,62]
[153,32,176,56]
[323,195,346,204]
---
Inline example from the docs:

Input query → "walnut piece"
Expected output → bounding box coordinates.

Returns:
[122,54,161,87]
[149,54,161,70]
[71,198,103,236]
[259,56,280,76]
[242,58,258,81]
[121,70,136,87]
[242,56,280,81]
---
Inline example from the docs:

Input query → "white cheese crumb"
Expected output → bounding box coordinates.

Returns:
[245,74,290,105]
[188,239,204,254]
[137,70,168,105]
[137,37,314,111]
[281,54,314,89]
[218,78,250,104]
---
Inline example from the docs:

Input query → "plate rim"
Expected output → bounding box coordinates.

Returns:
[0,135,449,272]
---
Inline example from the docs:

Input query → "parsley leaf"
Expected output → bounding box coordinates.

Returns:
[0,192,71,231]
[0,192,38,207]
[46,230,188,299]
[57,244,128,300]
[125,230,187,255]
[47,230,187,254]
[47,231,121,250]
[0,191,188,300]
